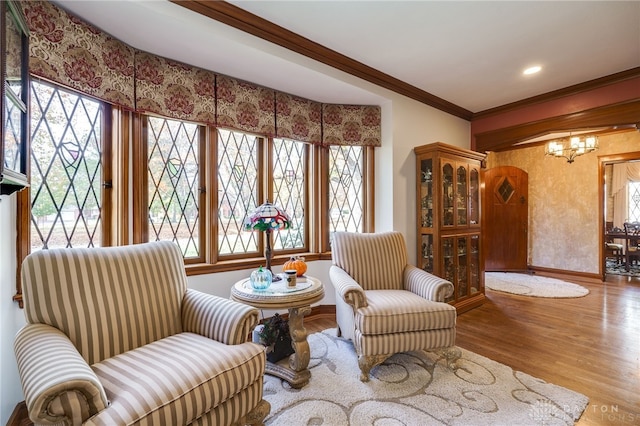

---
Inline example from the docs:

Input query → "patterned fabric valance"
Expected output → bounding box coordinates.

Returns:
[21,1,381,146]
[21,1,135,110]
[275,93,322,145]
[216,75,276,136]
[135,52,216,125]
[323,105,381,147]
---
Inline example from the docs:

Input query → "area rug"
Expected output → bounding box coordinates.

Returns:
[485,272,589,298]
[263,329,588,425]
[605,259,640,277]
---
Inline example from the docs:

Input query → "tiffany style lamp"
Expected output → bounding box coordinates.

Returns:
[244,201,291,280]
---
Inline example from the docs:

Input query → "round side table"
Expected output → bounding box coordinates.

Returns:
[231,275,324,388]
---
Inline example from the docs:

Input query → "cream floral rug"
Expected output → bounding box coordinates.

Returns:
[263,329,588,425]
[485,272,590,298]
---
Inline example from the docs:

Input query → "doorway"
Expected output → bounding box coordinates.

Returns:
[600,152,640,279]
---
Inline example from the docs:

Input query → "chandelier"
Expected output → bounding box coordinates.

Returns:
[544,134,599,164]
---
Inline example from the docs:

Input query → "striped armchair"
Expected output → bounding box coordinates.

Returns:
[330,232,460,382]
[14,241,270,426]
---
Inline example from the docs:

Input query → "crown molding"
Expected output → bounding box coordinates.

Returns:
[170,0,473,120]
[472,67,640,120]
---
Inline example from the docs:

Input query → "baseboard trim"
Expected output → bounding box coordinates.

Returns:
[527,265,603,285]
[306,304,336,320]
[273,304,336,323]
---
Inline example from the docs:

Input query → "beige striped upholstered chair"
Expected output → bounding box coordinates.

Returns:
[330,231,460,382]
[14,241,270,426]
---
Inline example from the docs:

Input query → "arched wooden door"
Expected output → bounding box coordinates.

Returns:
[483,166,528,271]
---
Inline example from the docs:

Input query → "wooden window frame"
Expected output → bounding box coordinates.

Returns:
[14,81,113,307]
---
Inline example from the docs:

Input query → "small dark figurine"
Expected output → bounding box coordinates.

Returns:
[258,313,294,362]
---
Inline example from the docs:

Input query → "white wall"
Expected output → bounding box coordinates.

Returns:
[0,194,26,425]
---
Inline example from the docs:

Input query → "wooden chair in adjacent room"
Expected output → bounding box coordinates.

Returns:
[623,221,640,266]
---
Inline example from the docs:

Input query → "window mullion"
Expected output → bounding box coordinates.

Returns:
[102,103,113,247]
[132,113,148,244]
[207,126,218,264]
[263,136,272,204]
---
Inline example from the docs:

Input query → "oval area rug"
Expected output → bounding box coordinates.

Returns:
[485,272,589,298]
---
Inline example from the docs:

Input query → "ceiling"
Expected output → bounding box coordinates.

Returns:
[56,1,640,119]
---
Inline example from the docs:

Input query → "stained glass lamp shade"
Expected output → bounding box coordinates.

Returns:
[244,201,291,279]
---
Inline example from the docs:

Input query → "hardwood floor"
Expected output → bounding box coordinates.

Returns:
[307,274,640,425]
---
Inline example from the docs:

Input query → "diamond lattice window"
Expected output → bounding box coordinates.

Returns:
[147,117,200,258]
[30,81,103,251]
[328,145,364,233]
[629,181,640,222]
[3,94,21,172]
[497,177,515,204]
[217,129,259,255]
[272,138,306,250]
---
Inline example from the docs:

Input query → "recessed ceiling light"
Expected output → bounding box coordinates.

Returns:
[523,66,542,75]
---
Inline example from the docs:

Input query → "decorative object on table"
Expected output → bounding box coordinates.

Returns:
[250,266,273,290]
[258,313,294,363]
[282,256,307,277]
[283,270,297,288]
[244,201,291,280]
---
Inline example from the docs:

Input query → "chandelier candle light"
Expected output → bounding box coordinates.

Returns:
[244,201,291,280]
[544,134,599,164]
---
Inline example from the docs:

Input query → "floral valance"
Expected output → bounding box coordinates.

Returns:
[216,75,276,136]
[323,105,381,147]
[275,93,322,145]
[135,52,216,125]
[21,1,381,147]
[22,1,135,110]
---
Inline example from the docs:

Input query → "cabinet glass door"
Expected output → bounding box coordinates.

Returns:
[441,237,454,302]
[469,167,480,226]
[470,234,480,295]
[457,236,468,298]
[419,159,433,228]
[420,234,434,273]
[442,162,454,226]
[456,165,467,226]
[1,0,29,194]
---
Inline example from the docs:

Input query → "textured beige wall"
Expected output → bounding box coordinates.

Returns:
[486,130,640,274]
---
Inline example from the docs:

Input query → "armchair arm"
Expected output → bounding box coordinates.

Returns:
[14,324,109,426]
[329,265,368,310]
[404,264,454,302]
[182,288,259,345]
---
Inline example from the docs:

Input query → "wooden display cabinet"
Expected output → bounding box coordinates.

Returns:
[1,0,29,196]
[414,142,485,313]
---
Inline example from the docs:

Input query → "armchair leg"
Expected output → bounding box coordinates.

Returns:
[233,399,271,426]
[437,346,461,369]
[358,354,391,382]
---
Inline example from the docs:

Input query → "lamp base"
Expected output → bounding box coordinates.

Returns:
[272,274,282,282]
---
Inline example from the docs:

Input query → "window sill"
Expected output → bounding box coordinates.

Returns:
[184,252,330,277]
